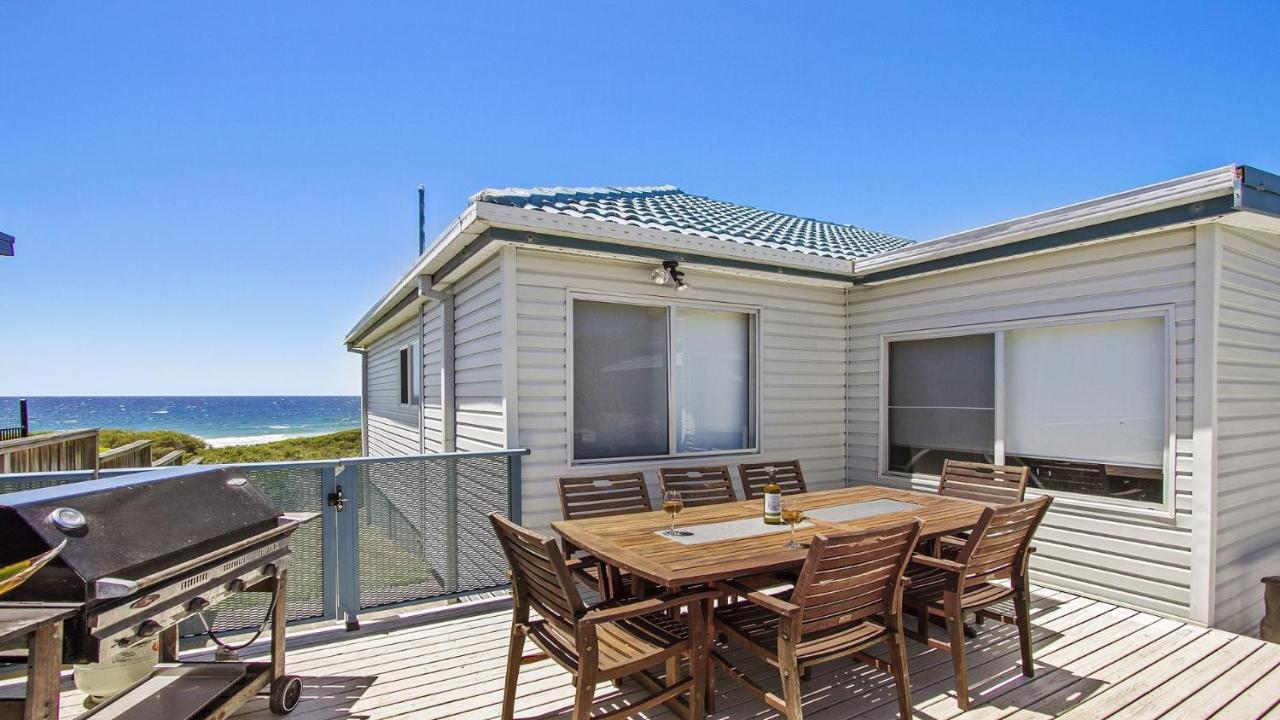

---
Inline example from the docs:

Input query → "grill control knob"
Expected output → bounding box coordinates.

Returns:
[48,507,86,532]
[262,563,278,577]
[227,579,246,593]
[135,620,162,638]
[187,597,211,612]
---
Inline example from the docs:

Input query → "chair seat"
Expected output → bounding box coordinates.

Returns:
[716,594,890,666]
[528,610,688,678]
[902,566,1015,609]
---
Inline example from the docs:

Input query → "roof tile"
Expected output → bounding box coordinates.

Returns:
[472,185,909,260]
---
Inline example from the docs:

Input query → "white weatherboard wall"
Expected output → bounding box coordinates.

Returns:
[847,227,1199,620]
[1213,225,1280,635]
[513,248,848,532]
[364,317,422,457]
[452,254,507,452]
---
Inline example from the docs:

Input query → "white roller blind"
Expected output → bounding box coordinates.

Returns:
[674,308,752,453]
[1005,317,1165,466]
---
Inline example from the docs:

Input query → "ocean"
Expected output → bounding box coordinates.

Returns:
[0,396,360,447]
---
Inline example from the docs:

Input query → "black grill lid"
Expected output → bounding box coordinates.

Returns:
[0,466,283,604]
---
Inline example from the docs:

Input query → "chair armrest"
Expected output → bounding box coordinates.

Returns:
[911,553,965,573]
[714,580,802,618]
[939,535,967,548]
[581,588,720,626]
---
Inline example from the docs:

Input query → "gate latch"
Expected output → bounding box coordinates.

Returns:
[327,484,347,512]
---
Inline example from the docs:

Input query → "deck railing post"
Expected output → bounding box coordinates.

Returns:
[444,456,459,594]
[334,463,362,631]
[18,398,28,438]
[508,452,522,524]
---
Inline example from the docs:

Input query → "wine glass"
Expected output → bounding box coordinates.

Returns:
[661,491,691,537]
[781,498,806,549]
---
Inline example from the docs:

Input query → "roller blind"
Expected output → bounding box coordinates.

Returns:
[674,308,752,453]
[888,334,995,454]
[573,300,669,459]
[1005,318,1165,466]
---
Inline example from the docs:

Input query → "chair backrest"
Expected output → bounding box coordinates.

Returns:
[939,460,1030,506]
[657,465,736,507]
[790,519,923,637]
[489,512,583,634]
[558,472,653,521]
[737,460,807,500]
[957,496,1052,590]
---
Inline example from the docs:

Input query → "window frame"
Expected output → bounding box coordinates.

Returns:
[567,289,762,466]
[398,340,419,407]
[878,305,1177,515]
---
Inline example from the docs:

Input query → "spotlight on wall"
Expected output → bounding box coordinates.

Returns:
[651,260,690,292]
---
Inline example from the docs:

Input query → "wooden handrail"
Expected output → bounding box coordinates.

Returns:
[0,429,100,474]
[99,439,153,470]
[152,449,185,467]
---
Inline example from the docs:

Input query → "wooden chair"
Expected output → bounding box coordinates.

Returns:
[737,460,808,500]
[938,459,1030,506]
[490,512,716,720]
[658,465,736,507]
[557,472,653,597]
[712,519,924,719]
[934,460,1032,554]
[903,496,1052,711]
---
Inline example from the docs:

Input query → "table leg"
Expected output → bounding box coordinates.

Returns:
[24,622,62,720]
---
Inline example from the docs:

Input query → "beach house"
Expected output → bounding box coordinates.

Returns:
[345,164,1280,635]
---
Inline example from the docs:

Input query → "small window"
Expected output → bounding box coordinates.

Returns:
[398,342,419,406]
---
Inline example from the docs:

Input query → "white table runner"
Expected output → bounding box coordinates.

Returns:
[805,499,922,522]
[654,499,923,546]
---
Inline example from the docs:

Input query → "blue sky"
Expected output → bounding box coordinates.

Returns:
[2,2,1277,395]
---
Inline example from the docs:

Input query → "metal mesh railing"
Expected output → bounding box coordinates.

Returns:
[353,453,512,609]
[0,448,525,632]
[199,465,329,632]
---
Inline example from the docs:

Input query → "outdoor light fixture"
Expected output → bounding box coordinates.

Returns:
[651,260,690,292]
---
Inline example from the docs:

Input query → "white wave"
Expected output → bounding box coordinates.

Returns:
[152,410,169,414]
[203,434,292,448]
[268,425,291,429]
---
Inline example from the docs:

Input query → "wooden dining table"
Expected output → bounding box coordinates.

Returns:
[551,484,989,719]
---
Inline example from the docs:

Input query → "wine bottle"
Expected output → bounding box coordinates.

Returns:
[763,467,782,525]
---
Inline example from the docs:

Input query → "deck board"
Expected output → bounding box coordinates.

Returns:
[6,586,1278,719]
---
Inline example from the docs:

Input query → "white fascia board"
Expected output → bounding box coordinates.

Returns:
[856,165,1238,277]
[473,202,855,275]
[344,203,485,347]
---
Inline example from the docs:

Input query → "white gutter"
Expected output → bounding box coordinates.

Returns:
[855,165,1238,277]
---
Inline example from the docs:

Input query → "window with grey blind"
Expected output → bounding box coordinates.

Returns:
[887,333,995,474]
[572,298,756,461]
[884,315,1168,505]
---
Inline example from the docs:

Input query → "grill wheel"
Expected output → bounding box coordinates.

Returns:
[269,675,303,714]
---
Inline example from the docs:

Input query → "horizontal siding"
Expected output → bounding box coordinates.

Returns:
[453,255,506,452]
[365,317,421,457]
[514,248,848,532]
[421,301,445,453]
[846,228,1198,620]
[1214,226,1280,635]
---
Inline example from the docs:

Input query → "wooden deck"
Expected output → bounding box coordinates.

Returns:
[30,586,1280,719]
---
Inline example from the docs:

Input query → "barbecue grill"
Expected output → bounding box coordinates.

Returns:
[0,465,317,719]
